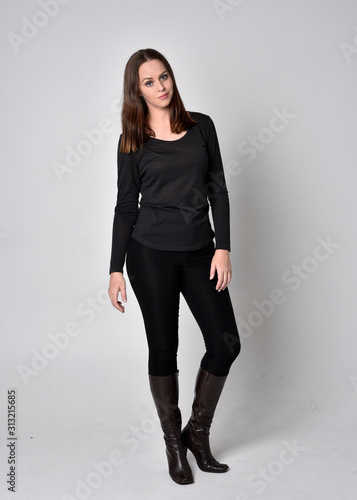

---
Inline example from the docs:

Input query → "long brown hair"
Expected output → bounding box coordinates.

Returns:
[120,48,197,154]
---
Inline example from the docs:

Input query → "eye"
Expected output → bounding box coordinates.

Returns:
[145,81,153,87]
[161,74,168,80]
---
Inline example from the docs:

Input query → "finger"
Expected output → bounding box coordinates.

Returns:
[224,269,230,286]
[113,297,125,313]
[108,288,125,312]
[222,273,229,290]
[210,262,216,280]
[215,269,224,291]
[222,278,229,290]
[219,269,230,291]
[108,290,117,308]
[108,288,118,304]
[121,282,127,303]
[116,301,125,313]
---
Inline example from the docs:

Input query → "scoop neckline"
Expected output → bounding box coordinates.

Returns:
[148,129,189,143]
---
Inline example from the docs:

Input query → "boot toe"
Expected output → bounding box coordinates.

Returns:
[201,459,230,473]
[170,471,194,484]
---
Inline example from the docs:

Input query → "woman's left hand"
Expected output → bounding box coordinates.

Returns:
[210,249,232,292]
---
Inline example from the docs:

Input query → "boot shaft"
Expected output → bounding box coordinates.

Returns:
[149,371,182,433]
[190,368,228,429]
[148,371,194,484]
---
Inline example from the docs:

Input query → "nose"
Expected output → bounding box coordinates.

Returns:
[158,79,166,91]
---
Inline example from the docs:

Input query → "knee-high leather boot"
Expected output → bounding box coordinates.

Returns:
[148,371,194,485]
[181,367,229,473]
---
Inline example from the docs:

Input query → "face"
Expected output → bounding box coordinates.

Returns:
[138,59,173,112]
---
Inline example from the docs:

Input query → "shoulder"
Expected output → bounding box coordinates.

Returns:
[187,111,217,139]
[117,134,142,160]
[188,111,212,124]
[188,111,216,131]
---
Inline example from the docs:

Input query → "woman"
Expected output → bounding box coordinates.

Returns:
[108,48,241,485]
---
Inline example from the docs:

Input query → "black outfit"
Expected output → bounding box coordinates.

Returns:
[110,112,240,377]
[126,237,240,376]
[109,112,230,274]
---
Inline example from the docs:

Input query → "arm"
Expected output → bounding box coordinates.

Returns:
[204,116,232,291]
[108,136,140,311]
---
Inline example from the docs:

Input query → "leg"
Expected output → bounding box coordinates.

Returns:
[126,237,181,376]
[182,367,229,472]
[180,242,241,472]
[148,371,193,485]
[180,241,241,376]
[126,238,193,484]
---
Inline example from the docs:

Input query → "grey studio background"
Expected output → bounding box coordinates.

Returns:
[1,1,357,499]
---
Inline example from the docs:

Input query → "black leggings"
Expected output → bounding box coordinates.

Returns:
[126,237,241,377]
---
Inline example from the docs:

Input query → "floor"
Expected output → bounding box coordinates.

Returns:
[2,365,356,500]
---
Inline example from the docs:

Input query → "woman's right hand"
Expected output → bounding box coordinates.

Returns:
[108,272,127,313]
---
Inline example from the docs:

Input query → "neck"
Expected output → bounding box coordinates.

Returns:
[147,107,171,128]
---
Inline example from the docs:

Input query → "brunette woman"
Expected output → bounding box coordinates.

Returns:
[108,48,241,485]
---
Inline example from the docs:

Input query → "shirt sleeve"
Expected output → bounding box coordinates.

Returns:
[109,135,140,274]
[203,115,231,251]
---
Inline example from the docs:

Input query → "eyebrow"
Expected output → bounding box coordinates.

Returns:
[141,71,168,82]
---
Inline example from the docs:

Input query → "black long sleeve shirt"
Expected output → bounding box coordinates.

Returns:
[109,111,231,274]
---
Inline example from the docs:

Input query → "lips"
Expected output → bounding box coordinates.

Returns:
[158,92,169,99]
